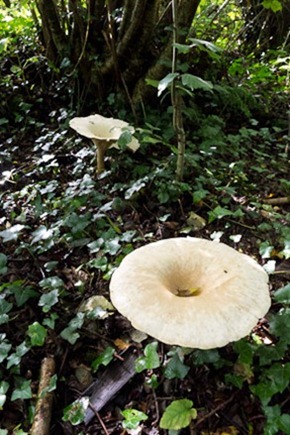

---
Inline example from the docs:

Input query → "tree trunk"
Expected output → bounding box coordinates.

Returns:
[35,0,201,109]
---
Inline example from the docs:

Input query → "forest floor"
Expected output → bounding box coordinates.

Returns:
[0,115,290,435]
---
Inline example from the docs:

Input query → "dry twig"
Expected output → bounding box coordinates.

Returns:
[30,356,56,435]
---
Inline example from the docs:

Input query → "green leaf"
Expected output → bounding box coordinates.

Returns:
[0,299,13,325]
[31,225,53,244]
[62,397,89,425]
[27,322,47,346]
[160,399,197,430]
[273,284,290,304]
[145,78,159,88]
[40,374,57,398]
[262,0,282,12]
[181,74,213,92]
[251,362,290,405]
[259,241,274,259]
[88,257,108,272]
[118,129,132,149]
[135,342,160,373]
[11,379,32,401]
[189,38,222,53]
[103,238,121,255]
[10,283,38,307]
[0,381,9,409]
[269,308,290,340]
[39,276,64,290]
[0,338,12,363]
[192,349,221,366]
[158,73,179,96]
[0,253,7,275]
[6,341,30,369]
[60,313,85,344]
[0,224,26,242]
[81,295,114,320]
[208,205,233,223]
[38,289,59,312]
[43,312,58,329]
[121,408,148,430]
[282,240,290,259]
[91,346,115,372]
[164,353,190,379]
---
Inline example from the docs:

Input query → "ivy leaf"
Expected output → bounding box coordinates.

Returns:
[208,205,233,223]
[91,346,115,372]
[0,224,26,242]
[88,257,108,271]
[0,338,12,363]
[160,399,197,430]
[121,408,148,430]
[282,240,290,259]
[39,276,65,290]
[81,295,114,320]
[40,374,58,398]
[251,362,290,405]
[31,225,53,244]
[103,238,121,255]
[6,341,30,369]
[60,313,85,344]
[0,381,9,409]
[259,241,274,259]
[164,353,190,379]
[27,322,47,346]
[0,299,13,325]
[135,342,160,373]
[38,289,59,312]
[10,283,38,307]
[11,379,32,401]
[118,129,132,150]
[62,397,89,425]
[269,308,290,340]
[273,284,290,304]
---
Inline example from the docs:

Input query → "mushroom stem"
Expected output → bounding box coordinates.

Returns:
[94,140,111,174]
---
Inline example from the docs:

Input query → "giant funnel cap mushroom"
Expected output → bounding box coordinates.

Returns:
[110,237,271,349]
[69,114,139,174]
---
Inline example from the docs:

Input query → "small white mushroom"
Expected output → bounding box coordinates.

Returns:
[69,114,139,174]
[109,237,271,349]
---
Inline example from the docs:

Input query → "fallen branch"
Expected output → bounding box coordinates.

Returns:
[84,350,137,425]
[263,196,290,205]
[30,356,56,435]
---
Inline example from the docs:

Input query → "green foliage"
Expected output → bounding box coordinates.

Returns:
[91,346,115,372]
[27,322,47,347]
[164,352,190,380]
[160,399,197,430]
[135,342,161,373]
[121,408,148,430]
[63,397,89,425]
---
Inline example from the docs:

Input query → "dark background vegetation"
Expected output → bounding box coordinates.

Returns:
[0,0,290,434]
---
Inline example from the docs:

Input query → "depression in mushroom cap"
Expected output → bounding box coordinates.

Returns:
[109,237,271,349]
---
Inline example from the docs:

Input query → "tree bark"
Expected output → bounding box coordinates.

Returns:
[35,0,201,108]
[132,0,201,103]
[37,0,68,62]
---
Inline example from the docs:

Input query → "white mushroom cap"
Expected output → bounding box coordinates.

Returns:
[69,114,139,152]
[109,237,271,349]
